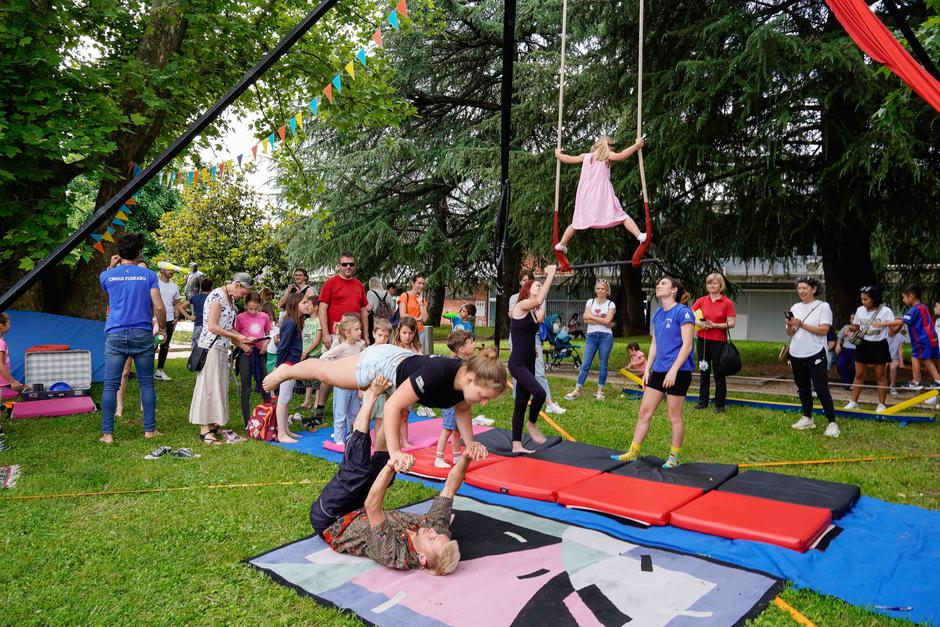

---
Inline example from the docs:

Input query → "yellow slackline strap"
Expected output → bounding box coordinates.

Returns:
[2,479,312,501]
[773,597,817,626]
[506,380,576,442]
[740,453,940,468]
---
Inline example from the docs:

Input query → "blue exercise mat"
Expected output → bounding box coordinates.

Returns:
[272,425,940,624]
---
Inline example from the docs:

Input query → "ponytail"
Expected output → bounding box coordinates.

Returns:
[465,347,508,390]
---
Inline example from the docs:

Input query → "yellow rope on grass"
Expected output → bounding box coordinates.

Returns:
[2,479,313,501]
[740,453,940,468]
[773,597,817,626]
[505,380,576,442]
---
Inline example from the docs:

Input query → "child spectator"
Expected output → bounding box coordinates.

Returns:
[435,329,476,468]
[274,293,305,443]
[627,342,647,373]
[234,292,272,427]
[320,314,366,445]
[392,316,423,447]
[0,313,26,401]
[892,284,940,391]
[443,303,476,333]
[300,295,323,414]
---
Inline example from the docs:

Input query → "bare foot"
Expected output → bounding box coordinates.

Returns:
[144,430,163,439]
[115,405,123,417]
[277,435,298,443]
[99,434,114,444]
[527,423,547,445]
[262,365,289,393]
[512,444,535,454]
[299,403,311,410]
[287,430,301,438]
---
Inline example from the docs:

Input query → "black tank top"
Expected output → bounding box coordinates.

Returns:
[509,312,539,365]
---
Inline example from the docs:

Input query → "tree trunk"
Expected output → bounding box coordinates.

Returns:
[427,283,446,329]
[620,263,647,335]
[818,215,876,327]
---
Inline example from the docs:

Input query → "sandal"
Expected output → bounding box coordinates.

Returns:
[200,432,222,445]
[173,448,202,458]
[595,389,605,401]
[144,445,173,460]
[564,388,581,401]
[222,430,246,444]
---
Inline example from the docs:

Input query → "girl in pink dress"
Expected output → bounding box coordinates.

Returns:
[554,136,646,254]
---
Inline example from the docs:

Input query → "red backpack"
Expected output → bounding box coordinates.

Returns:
[246,399,277,441]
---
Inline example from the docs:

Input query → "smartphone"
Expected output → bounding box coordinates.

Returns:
[784,311,794,320]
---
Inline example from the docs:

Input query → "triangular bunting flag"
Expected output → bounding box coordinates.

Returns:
[211,165,217,180]
[237,154,243,167]
[277,126,286,142]
[295,112,303,130]
[108,226,115,234]
[116,211,129,221]
[357,48,367,66]
[324,83,333,103]
[226,159,233,173]
[345,61,355,79]
[194,170,200,184]
[252,144,258,160]
[388,10,399,29]
[372,29,383,48]
[268,134,275,149]
[332,74,342,93]
[219,162,225,176]
[188,171,194,185]
[91,233,103,242]
[127,162,134,175]
[133,164,143,177]
[309,98,318,115]
[112,218,126,227]
[93,242,105,254]
[289,117,297,136]
[397,0,408,17]
[177,172,184,184]
[125,198,136,205]
[122,203,133,214]
[102,231,115,243]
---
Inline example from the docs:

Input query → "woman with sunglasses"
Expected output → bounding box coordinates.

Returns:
[844,286,893,412]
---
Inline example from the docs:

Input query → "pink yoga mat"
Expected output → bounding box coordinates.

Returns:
[11,396,97,419]
[323,418,492,454]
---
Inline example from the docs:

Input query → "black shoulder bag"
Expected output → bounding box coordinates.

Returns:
[187,335,220,372]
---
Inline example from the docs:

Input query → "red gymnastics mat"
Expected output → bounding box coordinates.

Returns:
[556,474,705,526]
[669,490,833,552]
[465,456,601,502]
[405,446,510,481]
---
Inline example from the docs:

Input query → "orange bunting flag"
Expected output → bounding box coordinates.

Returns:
[277,126,286,142]
[219,162,225,176]
[93,242,106,254]
[372,29,383,48]
[194,170,200,184]
[345,61,355,79]
[252,144,258,160]
[324,83,333,103]
[125,198,137,206]
[397,0,408,17]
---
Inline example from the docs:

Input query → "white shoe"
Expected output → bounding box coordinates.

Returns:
[875,403,886,413]
[926,396,937,406]
[791,416,816,430]
[544,402,565,414]
[843,401,858,410]
[889,387,898,397]
[472,415,495,426]
[154,369,171,381]
[290,413,302,423]
[554,243,568,253]
[824,422,840,438]
[433,457,451,469]
[637,232,648,243]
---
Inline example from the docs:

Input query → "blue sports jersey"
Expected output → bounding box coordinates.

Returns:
[100,264,158,334]
[902,303,938,352]
[652,303,696,372]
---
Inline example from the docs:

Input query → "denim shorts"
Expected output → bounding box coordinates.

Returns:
[442,406,457,430]
[354,344,414,388]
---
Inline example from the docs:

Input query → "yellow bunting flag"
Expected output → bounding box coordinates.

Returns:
[324,83,333,103]
[116,211,129,221]
[102,231,115,243]
[295,112,303,130]
[372,29,383,48]
[263,139,268,154]
[226,159,233,173]
[345,61,355,79]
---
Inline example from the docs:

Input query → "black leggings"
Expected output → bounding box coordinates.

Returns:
[237,352,270,426]
[790,349,836,422]
[697,338,728,407]
[157,319,176,369]
[508,352,545,442]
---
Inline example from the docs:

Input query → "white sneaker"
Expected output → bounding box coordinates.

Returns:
[824,422,840,438]
[154,369,171,381]
[433,457,451,469]
[637,232,648,243]
[791,416,816,430]
[545,402,566,414]
[290,413,302,423]
[554,243,568,253]
[889,387,898,397]
[875,403,886,413]
[472,415,495,426]
[843,401,858,410]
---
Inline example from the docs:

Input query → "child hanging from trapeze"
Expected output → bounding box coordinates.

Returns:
[554,136,646,254]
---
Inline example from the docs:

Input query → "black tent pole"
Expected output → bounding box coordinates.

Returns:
[493,0,516,351]
[0,0,340,313]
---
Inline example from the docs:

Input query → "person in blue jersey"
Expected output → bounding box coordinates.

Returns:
[99,233,167,444]
[613,277,695,468]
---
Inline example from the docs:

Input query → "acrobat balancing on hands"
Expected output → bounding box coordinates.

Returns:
[554,136,646,255]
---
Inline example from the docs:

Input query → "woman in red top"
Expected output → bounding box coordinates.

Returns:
[691,273,736,413]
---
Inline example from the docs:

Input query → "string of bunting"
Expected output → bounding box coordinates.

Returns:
[89,0,409,254]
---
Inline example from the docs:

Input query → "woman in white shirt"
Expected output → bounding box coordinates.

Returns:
[786,277,839,437]
[845,286,893,412]
[565,280,617,401]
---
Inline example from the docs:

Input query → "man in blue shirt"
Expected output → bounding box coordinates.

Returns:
[99,233,166,444]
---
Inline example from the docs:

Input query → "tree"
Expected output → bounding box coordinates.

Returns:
[156,167,288,288]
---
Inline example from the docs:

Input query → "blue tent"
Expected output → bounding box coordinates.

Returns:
[5,310,106,382]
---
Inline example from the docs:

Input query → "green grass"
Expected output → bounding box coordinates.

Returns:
[0,360,936,625]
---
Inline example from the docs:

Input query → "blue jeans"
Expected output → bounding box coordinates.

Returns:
[332,387,362,443]
[102,329,156,434]
[577,332,615,387]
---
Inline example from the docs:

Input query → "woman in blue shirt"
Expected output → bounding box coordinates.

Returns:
[613,277,695,468]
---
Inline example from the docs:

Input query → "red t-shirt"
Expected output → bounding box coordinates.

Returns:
[320,275,368,331]
[691,295,736,342]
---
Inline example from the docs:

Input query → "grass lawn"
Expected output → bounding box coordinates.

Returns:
[1,359,937,625]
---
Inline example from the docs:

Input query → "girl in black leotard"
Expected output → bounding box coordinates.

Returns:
[508,264,558,453]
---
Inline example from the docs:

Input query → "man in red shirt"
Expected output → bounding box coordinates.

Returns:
[315,252,369,420]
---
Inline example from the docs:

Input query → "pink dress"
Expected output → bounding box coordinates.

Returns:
[572,154,629,229]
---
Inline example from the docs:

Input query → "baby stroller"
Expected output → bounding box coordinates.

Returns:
[541,314,582,372]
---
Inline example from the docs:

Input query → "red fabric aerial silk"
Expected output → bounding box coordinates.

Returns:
[825,0,940,114]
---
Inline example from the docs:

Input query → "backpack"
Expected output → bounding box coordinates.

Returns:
[246,399,278,441]
[389,292,404,327]
[371,290,395,320]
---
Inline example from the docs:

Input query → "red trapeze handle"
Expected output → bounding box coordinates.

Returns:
[552,206,572,272]
[631,200,652,268]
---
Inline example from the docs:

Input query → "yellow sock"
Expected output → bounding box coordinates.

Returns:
[670,446,681,458]
[616,442,642,462]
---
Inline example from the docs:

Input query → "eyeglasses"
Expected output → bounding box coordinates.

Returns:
[340,262,355,267]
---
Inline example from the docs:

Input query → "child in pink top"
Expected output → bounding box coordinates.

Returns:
[234,293,272,427]
[0,313,26,400]
[627,342,647,373]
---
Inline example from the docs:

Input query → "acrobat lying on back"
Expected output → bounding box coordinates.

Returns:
[554,136,646,255]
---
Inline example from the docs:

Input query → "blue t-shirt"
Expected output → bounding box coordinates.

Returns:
[902,303,938,348]
[652,303,695,372]
[190,293,209,327]
[100,264,158,334]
